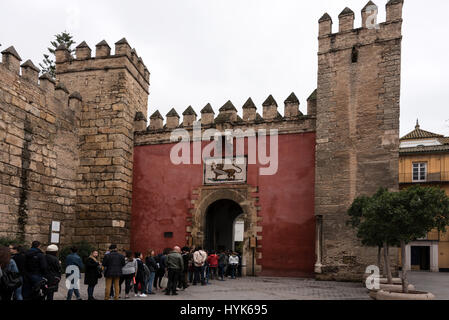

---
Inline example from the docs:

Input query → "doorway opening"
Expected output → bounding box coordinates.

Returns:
[205,199,244,252]
[411,246,430,271]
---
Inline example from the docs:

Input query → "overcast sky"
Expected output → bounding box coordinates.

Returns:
[1,0,448,137]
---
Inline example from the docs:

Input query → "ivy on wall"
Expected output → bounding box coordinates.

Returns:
[17,118,32,243]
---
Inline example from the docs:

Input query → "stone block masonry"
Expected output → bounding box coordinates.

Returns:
[0,49,78,245]
[314,0,403,280]
[56,39,149,252]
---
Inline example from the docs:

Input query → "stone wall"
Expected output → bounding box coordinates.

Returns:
[314,0,403,280]
[55,39,149,252]
[0,48,78,245]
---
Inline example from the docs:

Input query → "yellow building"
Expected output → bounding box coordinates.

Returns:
[399,121,449,272]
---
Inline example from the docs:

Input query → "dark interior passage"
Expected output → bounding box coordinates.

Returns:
[411,246,430,271]
[205,199,243,252]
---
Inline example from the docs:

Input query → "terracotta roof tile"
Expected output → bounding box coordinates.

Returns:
[400,121,443,141]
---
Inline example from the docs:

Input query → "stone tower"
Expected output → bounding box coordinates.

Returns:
[55,39,149,251]
[314,0,403,280]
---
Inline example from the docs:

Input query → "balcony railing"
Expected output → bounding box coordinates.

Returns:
[399,172,449,184]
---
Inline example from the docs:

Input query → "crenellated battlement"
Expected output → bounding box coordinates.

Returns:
[142,92,315,131]
[135,92,317,145]
[55,38,150,94]
[318,0,403,55]
[0,45,83,114]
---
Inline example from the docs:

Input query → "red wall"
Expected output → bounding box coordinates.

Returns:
[131,132,316,277]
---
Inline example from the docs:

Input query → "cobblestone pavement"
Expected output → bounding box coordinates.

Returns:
[53,272,449,301]
[54,275,370,300]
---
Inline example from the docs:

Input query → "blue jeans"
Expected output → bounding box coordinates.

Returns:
[147,272,156,294]
[67,289,81,300]
[87,285,96,299]
[14,278,23,300]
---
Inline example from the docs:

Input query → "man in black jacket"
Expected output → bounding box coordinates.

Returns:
[179,247,190,290]
[23,241,48,300]
[102,244,125,300]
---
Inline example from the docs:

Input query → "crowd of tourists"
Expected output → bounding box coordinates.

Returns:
[0,241,242,301]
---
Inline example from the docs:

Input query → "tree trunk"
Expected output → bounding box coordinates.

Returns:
[377,246,382,276]
[401,240,409,293]
[383,242,393,284]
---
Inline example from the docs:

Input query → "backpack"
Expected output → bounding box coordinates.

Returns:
[25,250,42,274]
[0,268,23,291]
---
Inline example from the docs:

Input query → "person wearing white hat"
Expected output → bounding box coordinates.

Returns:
[44,244,62,300]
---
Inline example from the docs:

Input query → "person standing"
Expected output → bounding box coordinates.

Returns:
[0,246,10,301]
[166,246,184,296]
[9,245,26,300]
[23,241,48,300]
[192,247,207,286]
[0,246,20,301]
[102,244,125,301]
[237,252,242,278]
[145,250,157,295]
[159,248,170,292]
[229,252,239,279]
[188,248,195,284]
[134,252,146,297]
[44,245,62,301]
[218,250,227,281]
[119,251,136,299]
[207,251,218,281]
[153,252,163,290]
[179,247,190,290]
[65,246,84,300]
[84,250,101,300]
[142,258,151,295]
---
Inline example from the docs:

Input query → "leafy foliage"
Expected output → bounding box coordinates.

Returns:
[392,185,449,243]
[0,237,25,247]
[39,31,76,78]
[347,188,399,248]
[348,186,449,247]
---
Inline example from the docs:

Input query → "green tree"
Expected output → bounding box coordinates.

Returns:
[393,186,449,293]
[349,186,449,293]
[348,188,399,284]
[39,31,76,78]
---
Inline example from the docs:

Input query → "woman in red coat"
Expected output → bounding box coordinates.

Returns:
[207,252,218,281]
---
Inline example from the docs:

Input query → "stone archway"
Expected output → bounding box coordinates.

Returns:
[187,185,261,276]
[205,199,243,252]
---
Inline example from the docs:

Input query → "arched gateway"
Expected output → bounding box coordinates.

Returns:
[188,186,260,276]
